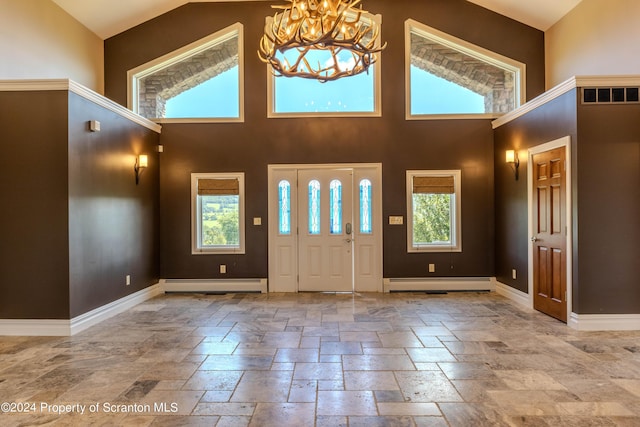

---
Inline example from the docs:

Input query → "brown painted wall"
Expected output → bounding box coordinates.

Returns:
[104,0,545,281]
[105,0,545,108]
[493,90,578,293]
[574,102,640,314]
[68,93,160,317]
[0,91,71,319]
[0,90,160,320]
[494,90,640,315]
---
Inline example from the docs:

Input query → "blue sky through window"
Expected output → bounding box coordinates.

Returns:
[163,57,485,117]
[273,49,375,113]
[410,66,484,114]
[165,66,240,118]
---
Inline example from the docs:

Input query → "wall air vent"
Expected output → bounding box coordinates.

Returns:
[582,87,640,104]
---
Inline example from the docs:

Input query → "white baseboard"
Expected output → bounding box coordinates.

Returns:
[0,284,163,337]
[495,282,640,331]
[161,278,268,293]
[569,313,640,331]
[494,281,532,309]
[70,284,164,335]
[383,277,495,293]
[0,319,72,337]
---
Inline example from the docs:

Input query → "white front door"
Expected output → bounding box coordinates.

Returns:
[268,163,382,293]
[297,169,354,292]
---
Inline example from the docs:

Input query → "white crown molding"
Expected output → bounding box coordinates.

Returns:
[0,284,163,336]
[492,75,640,129]
[0,79,161,133]
[492,77,577,129]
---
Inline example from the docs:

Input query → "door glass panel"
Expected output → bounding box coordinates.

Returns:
[278,180,291,235]
[359,179,372,234]
[308,180,321,235]
[329,180,342,235]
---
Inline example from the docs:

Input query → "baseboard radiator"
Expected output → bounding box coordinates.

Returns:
[383,277,495,293]
[161,278,268,294]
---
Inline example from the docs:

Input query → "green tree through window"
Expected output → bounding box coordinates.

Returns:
[192,172,245,254]
[413,193,451,244]
[202,196,240,246]
[407,170,461,252]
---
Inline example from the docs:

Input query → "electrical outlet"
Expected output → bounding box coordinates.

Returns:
[429,264,435,273]
[126,275,131,286]
[220,265,227,274]
[512,269,517,280]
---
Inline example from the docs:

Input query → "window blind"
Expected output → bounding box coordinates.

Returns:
[197,178,239,195]
[413,176,454,194]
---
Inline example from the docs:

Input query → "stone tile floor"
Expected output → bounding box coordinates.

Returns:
[1,291,640,426]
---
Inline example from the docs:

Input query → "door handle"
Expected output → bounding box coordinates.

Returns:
[531,236,539,242]
[346,223,352,235]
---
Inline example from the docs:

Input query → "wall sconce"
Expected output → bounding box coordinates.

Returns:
[134,154,148,185]
[506,150,520,180]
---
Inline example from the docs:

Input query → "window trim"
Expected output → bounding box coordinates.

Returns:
[191,172,246,254]
[127,22,244,123]
[406,170,462,253]
[265,13,383,118]
[405,19,526,120]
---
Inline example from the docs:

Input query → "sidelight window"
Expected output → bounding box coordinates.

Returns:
[278,180,291,235]
[359,179,373,234]
[329,180,343,234]
[308,180,321,235]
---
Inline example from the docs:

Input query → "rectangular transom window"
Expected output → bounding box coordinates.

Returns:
[405,19,525,120]
[192,173,245,254]
[407,170,461,252]
[128,23,244,123]
[266,14,383,118]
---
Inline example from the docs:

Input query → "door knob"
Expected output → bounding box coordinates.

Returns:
[531,236,539,242]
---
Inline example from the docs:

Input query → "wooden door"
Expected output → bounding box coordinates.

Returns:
[298,169,354,292]
[532,147,567,322]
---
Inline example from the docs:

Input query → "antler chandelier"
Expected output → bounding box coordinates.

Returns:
[258,0,386,82]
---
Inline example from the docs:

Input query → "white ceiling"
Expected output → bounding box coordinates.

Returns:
[52,0,583,40]
[466,0,582,32]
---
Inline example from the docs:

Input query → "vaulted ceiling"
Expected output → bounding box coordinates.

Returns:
[52,0,582,40]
